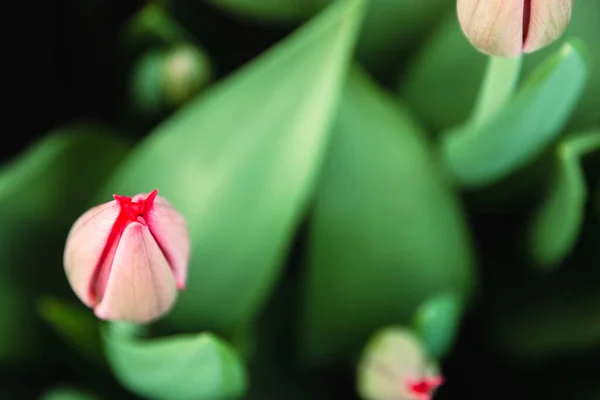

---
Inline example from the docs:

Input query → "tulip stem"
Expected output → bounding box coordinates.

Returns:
[471,55,523,125]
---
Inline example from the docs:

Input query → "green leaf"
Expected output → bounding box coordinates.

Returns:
[205,0,323,22]
[441,40,589,188]
[38,386,100,400]
[37,297,104,365]
[0,126,130,364]
[398,2,600,133]
[301,67,475,363]
[353,0,452,74]
[100,0,366,333]
[103,323,248,400]
[411,292,464,360]
[528,130,600,268]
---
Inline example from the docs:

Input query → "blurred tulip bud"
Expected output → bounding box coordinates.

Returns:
[457,0,572,58]
[64,190,189,324]
[357,327,444,400]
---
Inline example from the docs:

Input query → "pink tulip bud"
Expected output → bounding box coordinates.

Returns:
[64,189,189,324]
[457,0,572,58]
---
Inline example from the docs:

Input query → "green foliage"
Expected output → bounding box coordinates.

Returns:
[2,0,600,398]
[0,127,130,364]
[442,40,589,188]
[99,0,367,335]
[528,130,600,268]
[411,292,464,360]
[302,67,474,363]
[399,1,600,132]
[103,323,247,400]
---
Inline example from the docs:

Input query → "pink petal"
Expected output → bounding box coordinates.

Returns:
[523,0,572,53]
[144,195,189,289]
[457,0,524,58]
[94,222,177,323]
[63,201,119,307]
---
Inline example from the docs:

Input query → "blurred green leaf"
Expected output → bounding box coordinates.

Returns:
[441,40,589,189]
[399,1,600,133]
[100,0,366,333]
[411,292,464,360]
[38,297,104,365]
[38,386,100,400]
[0,126,130,364]
[207,0,452,76]
[103,323,247,400]
[528,130,600,269]
[354,0,452,73]
[301,67,475,363]
[206,0,323,22]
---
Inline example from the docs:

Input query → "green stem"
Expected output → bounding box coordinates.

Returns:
[471,55,523,125]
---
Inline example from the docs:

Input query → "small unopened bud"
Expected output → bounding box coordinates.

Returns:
[357,327,444,400]
[457,0,572,58]
[63,190,189,324]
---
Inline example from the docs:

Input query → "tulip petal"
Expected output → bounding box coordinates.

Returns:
[94,222,177,323]
[63,201,120,307]
[358,328,428,400]
[523,0,572,53]
[144,196,189,290]
[457,0,524,58]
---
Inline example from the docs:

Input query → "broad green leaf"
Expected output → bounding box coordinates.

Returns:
[411,292,464,360]
[103,323,247,400]
[441,40,589,188]
[0,126,130,364]
[38,386,100,400]
[99,0,366,333]
[301,67,475,363]
[528,130,600,269]
[398,2,600,133]
[38,297,104,365]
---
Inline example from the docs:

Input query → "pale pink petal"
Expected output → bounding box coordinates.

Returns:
[94,222,177,324]
[457,0,524,58]
[523,0,572,53]
[145,195,190,289]
[63,201,119,306]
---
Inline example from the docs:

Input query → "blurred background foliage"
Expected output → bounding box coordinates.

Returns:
[3,0,600,399]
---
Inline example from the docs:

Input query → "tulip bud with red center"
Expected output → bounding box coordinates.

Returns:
[64,189,189,324]
[457,0,572,58]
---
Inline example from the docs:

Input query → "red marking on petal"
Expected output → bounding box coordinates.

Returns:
[88,190,160,302]
[405,375,444,400]
[142,190,183,285]
[523,0,532,45]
